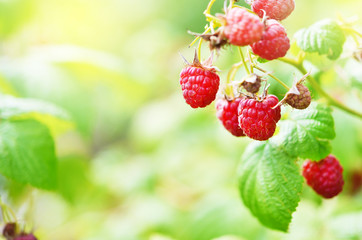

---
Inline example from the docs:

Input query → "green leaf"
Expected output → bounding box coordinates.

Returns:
[0,94,69,120]
[238,141,303,232]
[271,102,335,160]
[256,57,269,63]
[0,95,73,136]
[295,19,346,60]
[0,119,57,189]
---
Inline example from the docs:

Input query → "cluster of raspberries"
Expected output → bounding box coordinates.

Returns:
[180,0,308,141]
[180,0,344,199]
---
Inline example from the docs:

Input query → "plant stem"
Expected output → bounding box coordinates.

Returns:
[227,61,244,83]
[188,27,211,47]
[252,65,290,90]
[232,4,256,14]
[278,57,362,119]
[247,48,254,73]
[238,47,250,75]
[204,0,216,15]
[197,38,203,61]
[203,0,222,26]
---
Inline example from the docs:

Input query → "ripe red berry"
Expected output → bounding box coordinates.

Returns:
[303,155,344,199]
[251,19,290,60]
[224,8,264,46]
[180,56,220,108]
[251,0,295,21]
[238,95,281,141]
[216,97,246,137]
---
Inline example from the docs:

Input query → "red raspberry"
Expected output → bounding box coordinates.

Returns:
[303,155,344,199]
[180,58,220,108]
[251,0,295,21]
[251,19,290,60]
[216,97,246,137]
[224,8,264,46]
[237,95,281,141]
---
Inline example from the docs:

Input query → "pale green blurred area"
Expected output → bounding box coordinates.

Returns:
[0,0,361,239]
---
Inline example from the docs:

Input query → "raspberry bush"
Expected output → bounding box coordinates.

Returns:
[179,0,362,232]
[0,0,360,238]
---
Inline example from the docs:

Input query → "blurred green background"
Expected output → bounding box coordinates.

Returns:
[0,0,361,239]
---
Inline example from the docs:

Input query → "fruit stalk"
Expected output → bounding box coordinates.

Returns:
[278,57,362,119]
[252,65,290,90]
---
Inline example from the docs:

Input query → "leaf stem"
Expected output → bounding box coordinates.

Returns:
[278,57,362,119]
[188,27,211,47]
[197,38,203,61]
[204,0,216,16]
[227,61,244,83]
[238,47,250,75]
[247,48,254,73]
[252,65,290,90]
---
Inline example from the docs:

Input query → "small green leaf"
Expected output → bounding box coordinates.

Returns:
[272,102,335,160]
[256,57,269,63]
[0,95,73,136]
[238,141,303,232]
[0,119,57,189]
[295,19,346,60]
[0,94,70,120]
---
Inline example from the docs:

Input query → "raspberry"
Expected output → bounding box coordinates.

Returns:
[285,83,311,109]
[251,19,290,60]
[241,73,262,93]
[302,155,344,199]
[180,55,220,108]
[251,0,295,21]
[224,8,264,46]
[216,97,246,137]
[238,95,281,141]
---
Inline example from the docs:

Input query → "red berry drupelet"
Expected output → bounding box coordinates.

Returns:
[303,155,344,199]
[216,97,245,137]
[251,0,295,21]
[251,19,290,60]
[180,59,220,108]
[238,95,281,141]
[224,8,264,46]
